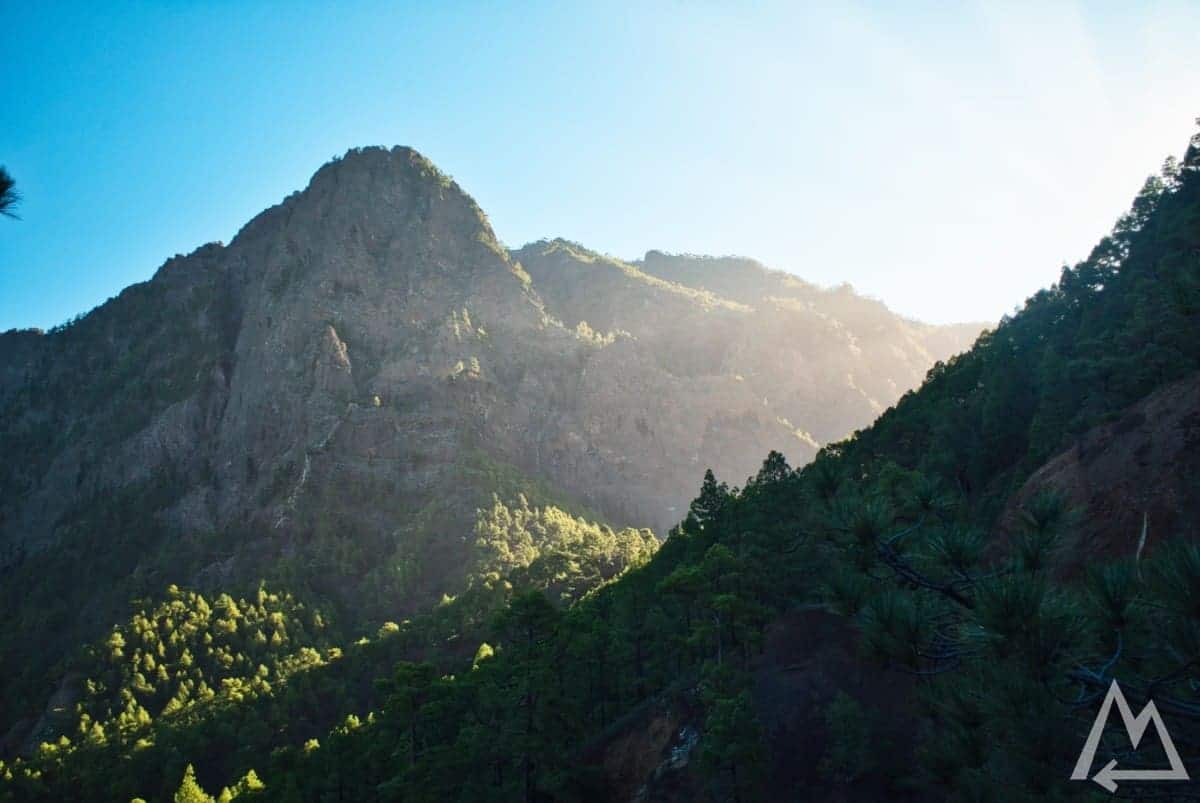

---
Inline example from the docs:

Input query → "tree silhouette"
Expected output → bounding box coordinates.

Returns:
[0,167,19,219]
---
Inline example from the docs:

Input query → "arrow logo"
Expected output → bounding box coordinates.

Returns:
[1071,679,1190,793]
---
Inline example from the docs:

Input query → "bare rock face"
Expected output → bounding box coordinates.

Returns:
[203,148,549,538]
[0,146,981,615]
[994,370,1200,575]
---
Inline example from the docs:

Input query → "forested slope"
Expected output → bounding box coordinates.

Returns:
[5,126,1197,801]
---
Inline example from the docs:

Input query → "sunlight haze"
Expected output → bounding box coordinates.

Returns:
[2,1,1198,328]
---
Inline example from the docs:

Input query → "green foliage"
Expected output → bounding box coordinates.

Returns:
[73,584,327,734]
[173,764,213,803]
[819,692,873,784]
[697,667,766,802]
[469,493,658,605]
[0,474,662,802]
[690,468,732,526]
[0,584,328,801]
[172,763,263,803]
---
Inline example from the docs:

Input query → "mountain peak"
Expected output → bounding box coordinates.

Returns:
[298,145,483,219]
[225,144,503,271]
[310,145,450,189]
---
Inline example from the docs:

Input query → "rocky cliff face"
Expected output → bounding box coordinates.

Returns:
[2,150,523,553]
[0,146,981,618]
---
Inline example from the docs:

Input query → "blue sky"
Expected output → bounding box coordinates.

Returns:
[2,2,1198,329]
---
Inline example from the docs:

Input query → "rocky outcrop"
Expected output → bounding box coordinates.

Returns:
[584,609,922,803]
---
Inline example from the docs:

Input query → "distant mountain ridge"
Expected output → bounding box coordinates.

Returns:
[637,250,986,362]
[516,240,985,449]
[0,146,982,742]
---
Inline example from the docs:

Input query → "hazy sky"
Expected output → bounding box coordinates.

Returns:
[2,2,1199,329]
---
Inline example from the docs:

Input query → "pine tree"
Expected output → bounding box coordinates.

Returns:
[690,469,731,526]
[0,167,18,219]
[174,764,214,803]
[752,450,791,485]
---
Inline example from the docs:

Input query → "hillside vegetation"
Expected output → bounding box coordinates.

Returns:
[6,122,1197,800]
